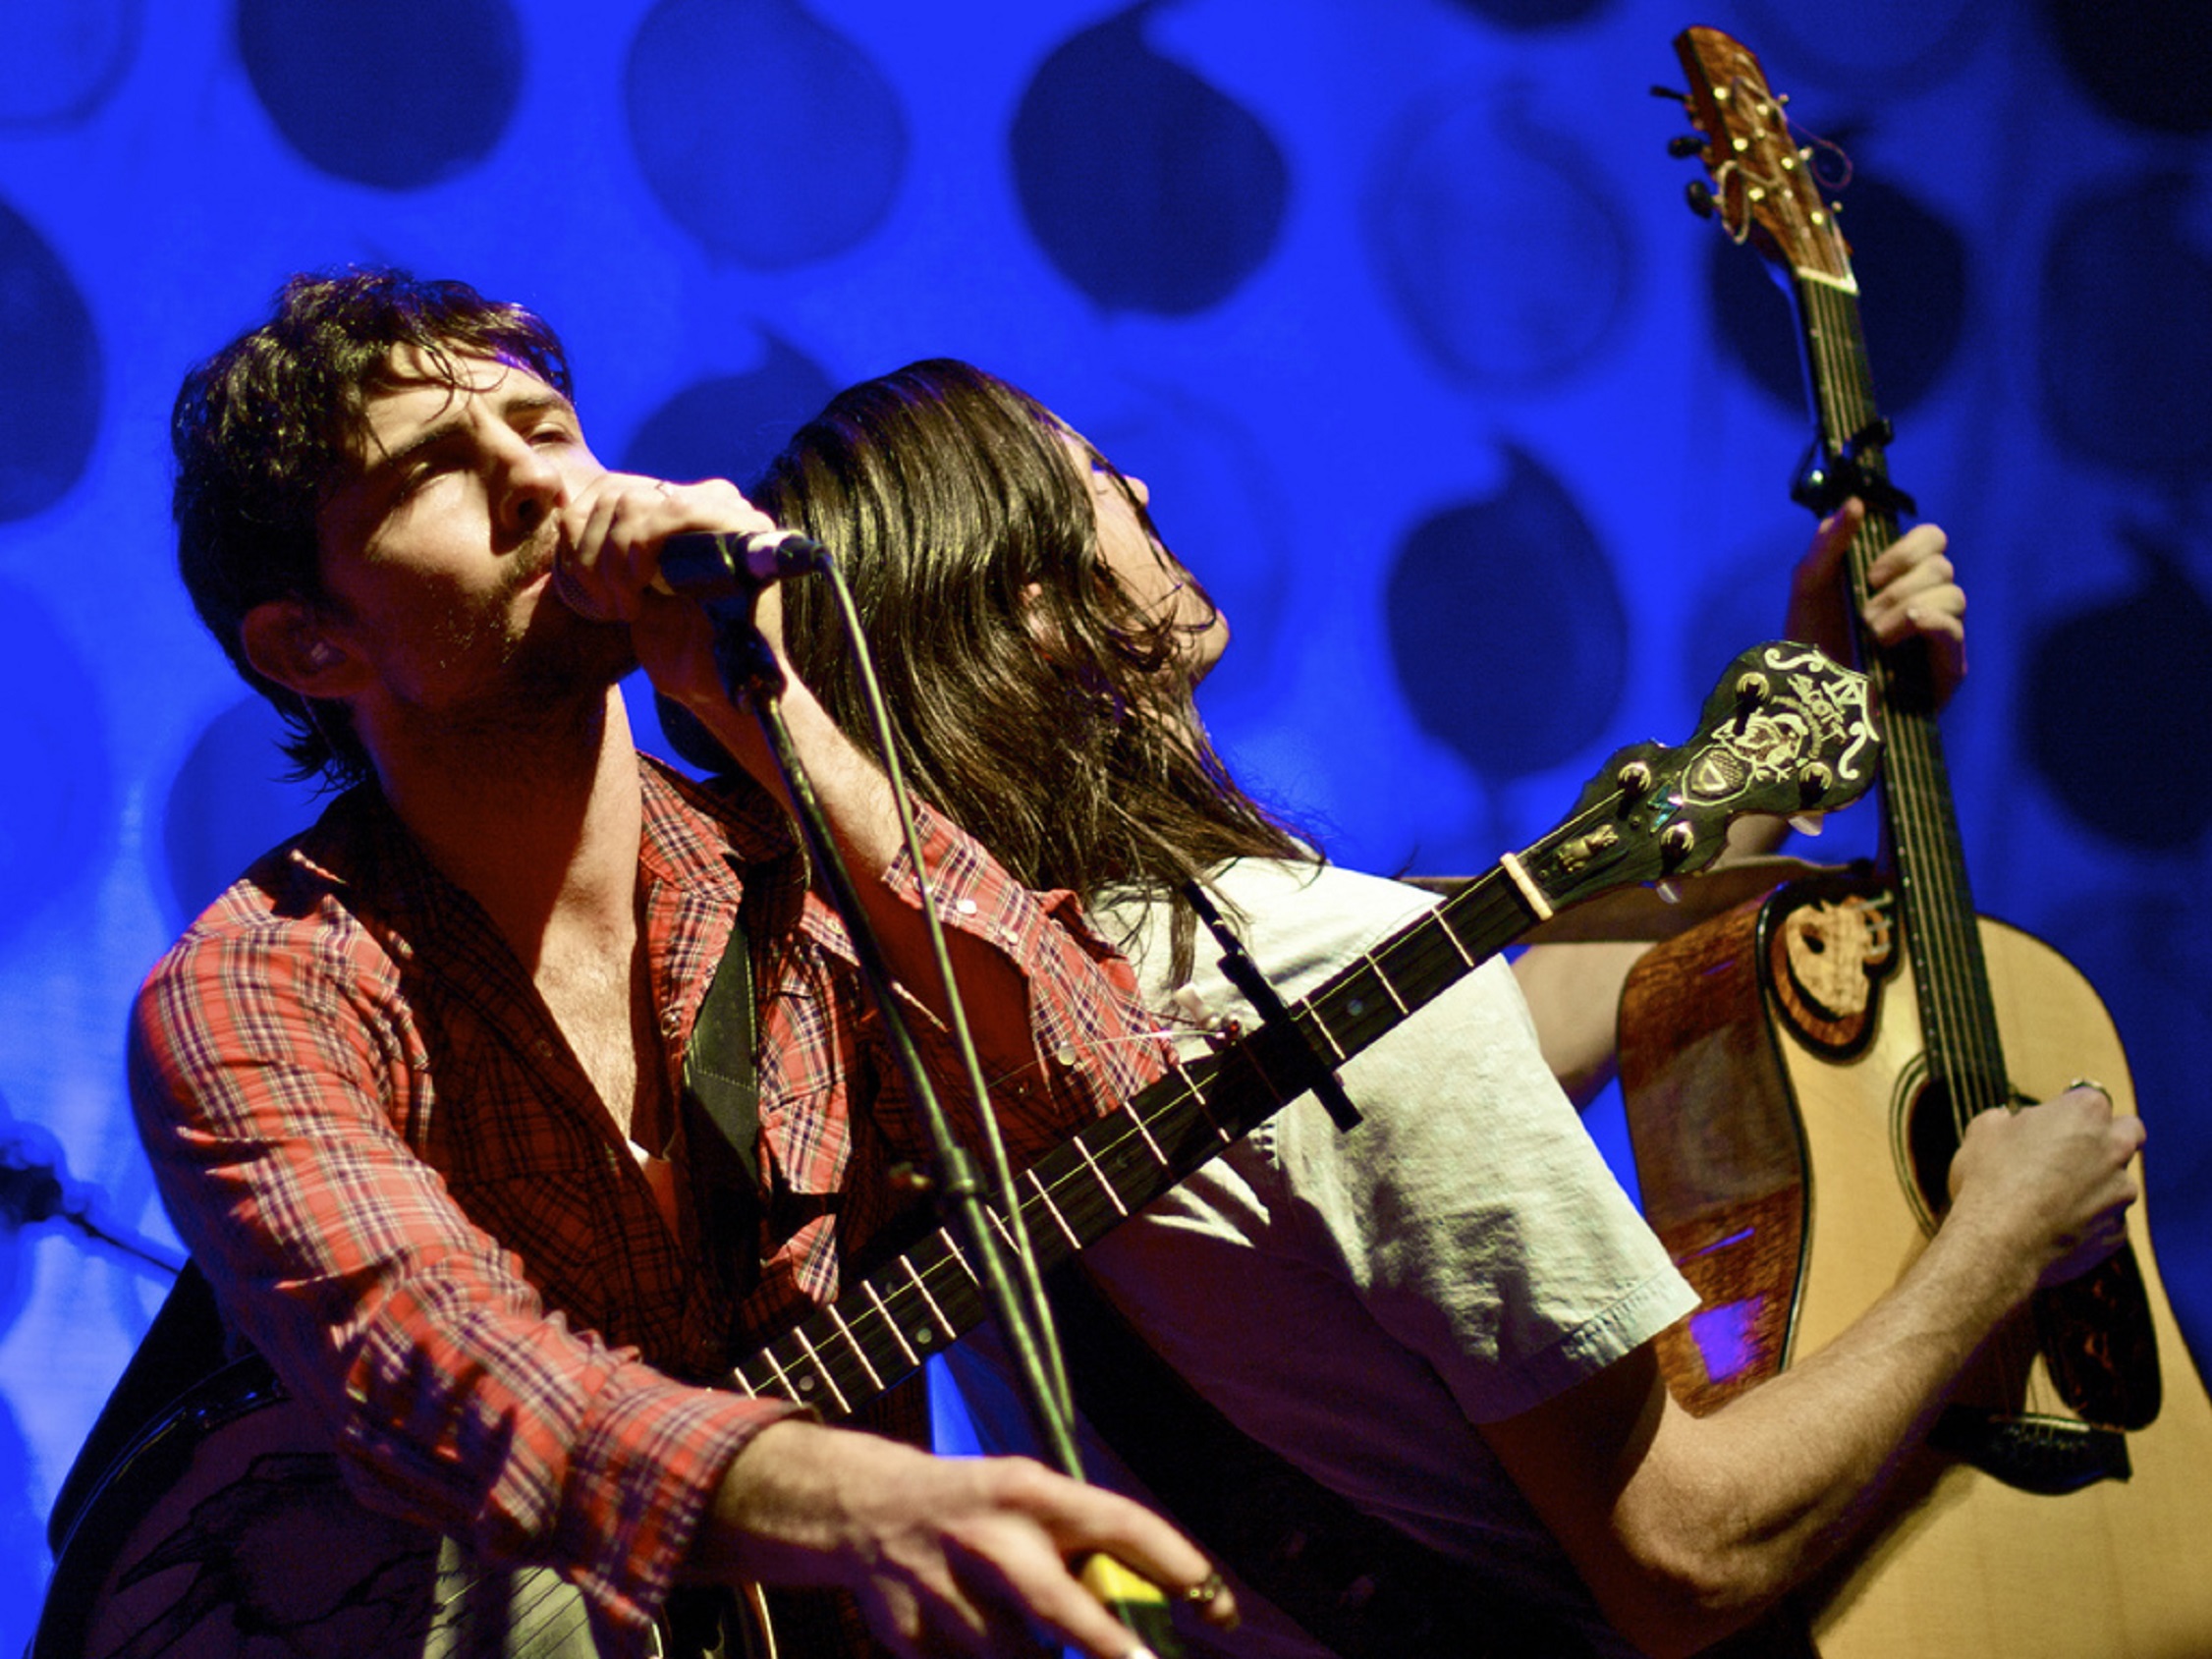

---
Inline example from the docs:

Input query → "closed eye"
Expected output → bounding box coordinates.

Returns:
[393,454,460,500]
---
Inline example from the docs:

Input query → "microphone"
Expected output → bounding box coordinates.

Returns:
[0,1145,63,1228]
[657,528,828,602]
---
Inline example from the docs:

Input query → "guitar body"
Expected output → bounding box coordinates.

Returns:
[1621,877,2212,1658]
[34,1355,595,1659]
[33,1355,768,1659]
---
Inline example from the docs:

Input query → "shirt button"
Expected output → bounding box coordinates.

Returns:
[661,1008,682,1034]
[1056,1044,1078,1068]
[953,898,978,915]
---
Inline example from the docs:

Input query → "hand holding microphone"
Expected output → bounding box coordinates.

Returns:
[544,470,827,723]
[547,471,824,623]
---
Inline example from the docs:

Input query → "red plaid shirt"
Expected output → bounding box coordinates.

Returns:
[130,758,1164,1648]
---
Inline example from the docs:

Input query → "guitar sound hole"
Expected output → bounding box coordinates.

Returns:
[1903,1076,1963,1230]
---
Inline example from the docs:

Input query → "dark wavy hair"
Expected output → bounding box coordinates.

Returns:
[754,359,1309,976]
[171,269,573,787]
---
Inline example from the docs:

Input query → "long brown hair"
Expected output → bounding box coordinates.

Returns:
[755,359,1308,974]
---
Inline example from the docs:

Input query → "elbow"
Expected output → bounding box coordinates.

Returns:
[1592,1517,1798,1658]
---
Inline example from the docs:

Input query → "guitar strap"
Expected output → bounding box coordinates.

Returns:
[673,899,846,1659]
[681,879,763,1300]
[1047,1263,1602,1659]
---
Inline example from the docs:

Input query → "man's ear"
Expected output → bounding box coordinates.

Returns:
[241,598,365,697]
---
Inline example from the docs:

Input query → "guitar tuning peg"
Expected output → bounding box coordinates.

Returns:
[1686,180,1716,219]
[1667,135,1705,158]
[1650,83,1688,102]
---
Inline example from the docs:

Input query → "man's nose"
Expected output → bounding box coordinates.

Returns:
[496,439,567,539]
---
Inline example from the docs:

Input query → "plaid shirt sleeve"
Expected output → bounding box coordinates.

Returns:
[128,907,798,1645]
[868,802,1171,1166]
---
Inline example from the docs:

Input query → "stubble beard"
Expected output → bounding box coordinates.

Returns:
[410,545,643,762]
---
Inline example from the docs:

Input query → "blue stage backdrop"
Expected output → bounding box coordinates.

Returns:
[1,0,2206,1638]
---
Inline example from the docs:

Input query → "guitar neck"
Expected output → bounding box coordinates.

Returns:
[729,854,1548,1419]
[1792,272,2010,1115]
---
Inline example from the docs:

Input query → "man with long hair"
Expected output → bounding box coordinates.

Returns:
[754,359,2141,1659]
[128,277,1232,1659]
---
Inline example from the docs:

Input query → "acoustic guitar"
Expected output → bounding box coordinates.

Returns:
[1619,28,2212,1658]
[40,641,1876,1659]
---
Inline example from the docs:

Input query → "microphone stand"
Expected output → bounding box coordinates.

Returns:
[689,579,1182,1652]
[3,1137,185,1278]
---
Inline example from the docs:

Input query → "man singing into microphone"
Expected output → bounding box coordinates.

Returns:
[126,270,1230,1659]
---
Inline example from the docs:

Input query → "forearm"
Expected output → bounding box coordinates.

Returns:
[1635,1086,2137,1642]
[1723,809,1792,861]
[1510,940,1651,1108]
[1608,1211,2038,1650]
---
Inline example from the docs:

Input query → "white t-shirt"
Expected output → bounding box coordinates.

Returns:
[949,857,1695,1659]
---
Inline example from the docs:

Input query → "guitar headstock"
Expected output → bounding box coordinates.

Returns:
[1523,642,1877,912]
[1669,26,1853,289]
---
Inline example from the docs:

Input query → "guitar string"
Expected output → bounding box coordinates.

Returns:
[1809,235,2049,1407]
[1742,41,2011,1142]
[1804,277,2050,1410]
[1809,282,1975,1118]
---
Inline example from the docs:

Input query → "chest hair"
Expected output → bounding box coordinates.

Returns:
[534,935,669,1147]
